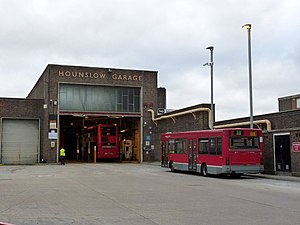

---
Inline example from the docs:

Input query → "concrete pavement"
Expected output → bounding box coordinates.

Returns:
[146,161,300,182]
[245,172,300,182]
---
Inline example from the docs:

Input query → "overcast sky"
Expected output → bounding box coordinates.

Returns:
[0,0,299,121]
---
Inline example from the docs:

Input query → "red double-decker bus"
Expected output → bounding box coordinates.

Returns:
[161,128,264,176]
[87,124,119,160]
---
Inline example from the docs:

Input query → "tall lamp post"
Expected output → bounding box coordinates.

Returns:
[242,23,254,129]
[203,46,214,129]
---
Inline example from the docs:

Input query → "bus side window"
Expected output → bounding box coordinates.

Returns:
[217,137,222,155]
[174,139,188,154]
[210,138,216,155]
[175,139,182,154]
[198,138,208,154]
[168,140,175,154]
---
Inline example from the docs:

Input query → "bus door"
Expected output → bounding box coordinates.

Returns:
[188,139,197,171]
[161,141,168,167]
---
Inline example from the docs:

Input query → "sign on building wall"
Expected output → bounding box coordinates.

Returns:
[50,121,57,129]
[292,142,300,152]
[48,130,58,139]
[49,114,57,129]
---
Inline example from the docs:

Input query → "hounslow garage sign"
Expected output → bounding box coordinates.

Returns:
[58,70,143,81]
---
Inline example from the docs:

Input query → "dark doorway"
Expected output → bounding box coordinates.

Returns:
[59,116,82,161]
[274,134,291,172]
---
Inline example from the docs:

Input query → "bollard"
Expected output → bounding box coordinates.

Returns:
[94,146,97,163]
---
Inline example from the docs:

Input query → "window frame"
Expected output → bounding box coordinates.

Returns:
[229,136,260,150]
[198,137,222,155]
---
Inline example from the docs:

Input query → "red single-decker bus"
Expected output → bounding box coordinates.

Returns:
[161,128,264,176]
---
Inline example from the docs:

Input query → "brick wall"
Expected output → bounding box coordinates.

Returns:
[0,98,43,118]
[291,131,300,176]
[278,94,300,112]
[215,109,300,175]
[157,87,166,109]
[149,104,211,161]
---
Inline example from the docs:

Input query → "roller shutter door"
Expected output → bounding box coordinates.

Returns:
[1,119,39,164]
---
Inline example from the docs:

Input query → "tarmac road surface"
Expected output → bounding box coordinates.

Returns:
[1,163,300,225]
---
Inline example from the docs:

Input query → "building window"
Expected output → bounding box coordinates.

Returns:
[297,98,300,109]
[59,84,141,113]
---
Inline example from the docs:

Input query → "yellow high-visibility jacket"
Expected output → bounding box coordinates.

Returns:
[60,148,66,157]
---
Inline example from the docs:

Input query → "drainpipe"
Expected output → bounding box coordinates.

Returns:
[148,108,212,130]
[214,119,271,131]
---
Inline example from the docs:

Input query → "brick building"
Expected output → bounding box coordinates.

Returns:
[146,94,300,176]
[145,104,212,161]
[0,64,165,164]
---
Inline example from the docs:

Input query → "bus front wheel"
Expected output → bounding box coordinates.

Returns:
[201,163,208,176]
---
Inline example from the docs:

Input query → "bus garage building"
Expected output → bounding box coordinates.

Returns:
[0,64,166,164]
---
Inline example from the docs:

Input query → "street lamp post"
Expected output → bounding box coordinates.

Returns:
[242,23,254,129]
[203,46,214,129]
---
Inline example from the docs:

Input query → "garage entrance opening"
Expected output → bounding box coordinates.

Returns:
[59,115,140,162]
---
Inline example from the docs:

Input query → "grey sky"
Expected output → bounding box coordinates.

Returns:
[0,0,299,121]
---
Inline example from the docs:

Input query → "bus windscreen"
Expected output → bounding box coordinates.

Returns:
[229,136,259,150]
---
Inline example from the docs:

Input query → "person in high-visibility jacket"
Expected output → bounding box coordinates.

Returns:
[60,147,66,165]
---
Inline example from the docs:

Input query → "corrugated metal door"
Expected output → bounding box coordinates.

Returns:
[1,119,39,164]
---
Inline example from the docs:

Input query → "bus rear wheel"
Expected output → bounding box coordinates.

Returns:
[169,162,176,172]
[201,163,208,176]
